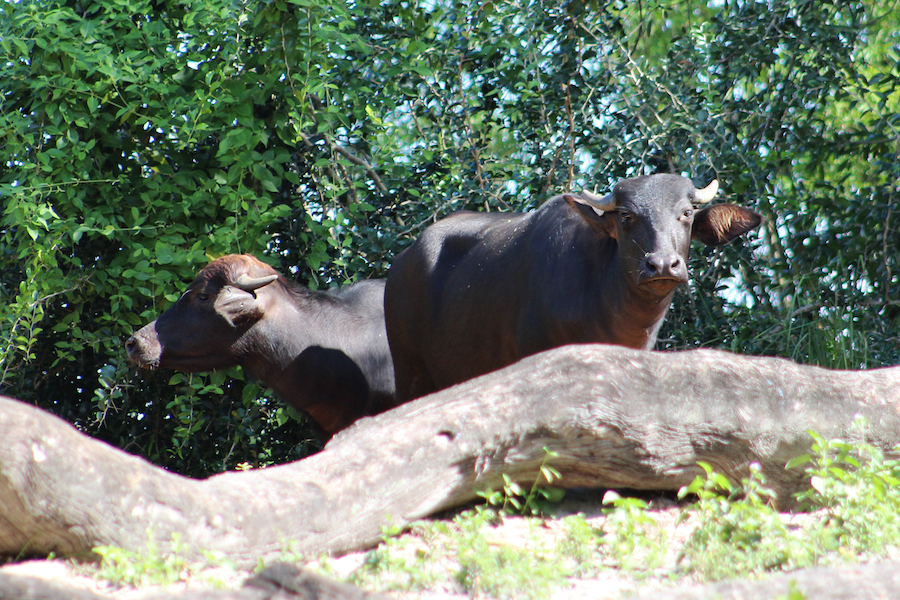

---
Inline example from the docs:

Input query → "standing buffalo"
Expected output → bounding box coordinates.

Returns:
[126,254,397,437]
[384,174,762,402]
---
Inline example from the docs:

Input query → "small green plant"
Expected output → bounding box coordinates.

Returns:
[789,426,900,558]
[672,427,900,583]
[452,508,567,600]
[343,520,451,592]
[775,581,809,600]
[340,508,568,599]
[341,452,570,599]
[92,533,233,588]
[600,491,667,572]
[555,513,605,576]
[475,448,566,516]
[677,462,816,581]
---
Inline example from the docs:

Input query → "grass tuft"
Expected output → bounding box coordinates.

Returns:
[92,533,236,589]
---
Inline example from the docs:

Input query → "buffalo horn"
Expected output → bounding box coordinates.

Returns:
[580,190,617,212]
[694,179,719,204]
[234,273,278,292]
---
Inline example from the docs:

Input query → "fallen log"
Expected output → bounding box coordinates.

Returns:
[2,344,899,565]
[0,572,110,600]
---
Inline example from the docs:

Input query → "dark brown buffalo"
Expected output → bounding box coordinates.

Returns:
[127,254,397,437]
[384,174,762,402]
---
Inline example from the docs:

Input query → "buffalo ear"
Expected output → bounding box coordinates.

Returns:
[215,287,266,327]
[692,204,762,246]
[563,194,616,237]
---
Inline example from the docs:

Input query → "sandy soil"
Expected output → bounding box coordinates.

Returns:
[0,491,713,599]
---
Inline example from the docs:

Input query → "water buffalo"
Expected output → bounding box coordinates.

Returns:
[384,174,763,402]
[126,254,397,437]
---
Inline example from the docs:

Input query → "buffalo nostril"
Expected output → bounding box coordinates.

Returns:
[644,256,666,273]
[643,255,682,277]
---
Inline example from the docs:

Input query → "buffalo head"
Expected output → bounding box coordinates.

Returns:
[126,255,281,372]
[564,174,761,299]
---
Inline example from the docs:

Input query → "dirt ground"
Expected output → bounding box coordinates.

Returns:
[0,491,729,600]
[5,489,896,600]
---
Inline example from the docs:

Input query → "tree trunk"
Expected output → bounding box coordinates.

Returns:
[2,345,899,565]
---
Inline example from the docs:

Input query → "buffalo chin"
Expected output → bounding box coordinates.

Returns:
[153,355,237,373]
[639,277,684,297]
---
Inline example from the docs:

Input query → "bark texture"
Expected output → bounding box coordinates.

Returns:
[2,344,899,566]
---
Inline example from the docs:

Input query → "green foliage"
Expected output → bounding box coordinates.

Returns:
[476,448,565,516]
[555,514,605,577]
[792,428,900,558]
[2,0,899,472]
[776,582,809,600]
[0,0,350,474]
[345,522,445,592]
[452,510,566,600]
[599,491,667,572]
[92,534,235,588]
[677,432,900,582]
[342,509,569,600]
[335,453,571,598]
[677,462,817,580]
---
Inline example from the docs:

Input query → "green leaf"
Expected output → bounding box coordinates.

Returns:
[810,475,826,494]
[785,454,811,470]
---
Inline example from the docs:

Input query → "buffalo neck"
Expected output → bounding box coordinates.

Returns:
[610,278,676,350]
[236,288,347,391]
[521,217,678,353]
[586,243,679,351]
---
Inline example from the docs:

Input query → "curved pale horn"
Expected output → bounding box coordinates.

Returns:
[234,273,278,292]
[694,179,719,204]
[580,189,617,212]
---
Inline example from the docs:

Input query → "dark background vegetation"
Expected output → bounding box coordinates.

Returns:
[2,0,898,476]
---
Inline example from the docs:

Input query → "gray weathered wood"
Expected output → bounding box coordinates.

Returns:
[2,345,899,565]
[0,573,110,600]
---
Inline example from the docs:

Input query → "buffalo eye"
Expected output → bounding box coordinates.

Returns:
[681,208,694,219]
[196,292,211,303]
[619,211,633,225]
